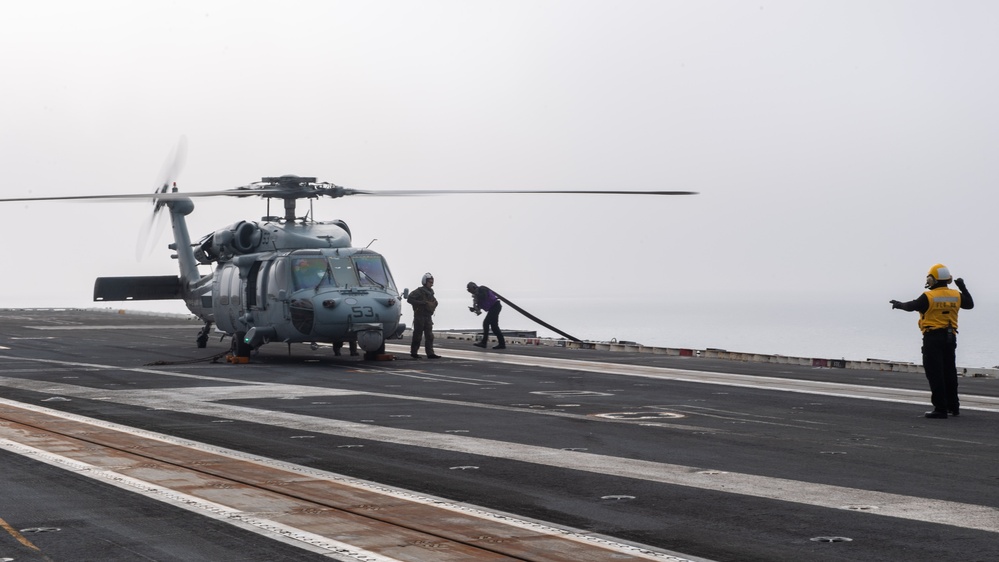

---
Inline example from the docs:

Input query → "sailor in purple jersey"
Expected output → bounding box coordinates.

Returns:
[467,282,506,350]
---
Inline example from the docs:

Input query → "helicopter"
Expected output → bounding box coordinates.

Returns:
[0,143,697,360]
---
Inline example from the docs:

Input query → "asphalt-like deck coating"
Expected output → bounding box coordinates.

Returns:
[1,308,997,562]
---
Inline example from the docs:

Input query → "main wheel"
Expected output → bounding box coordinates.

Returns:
[232,332,252,358]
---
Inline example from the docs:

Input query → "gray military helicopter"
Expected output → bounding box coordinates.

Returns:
[0,142,696,360]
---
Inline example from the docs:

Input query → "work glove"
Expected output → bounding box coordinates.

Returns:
[890,300,902,309]
[955,277,966,290]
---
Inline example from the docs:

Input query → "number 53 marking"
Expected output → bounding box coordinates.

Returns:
[352,306,375,318]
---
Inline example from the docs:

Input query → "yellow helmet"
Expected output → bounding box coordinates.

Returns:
[925,263,952,288]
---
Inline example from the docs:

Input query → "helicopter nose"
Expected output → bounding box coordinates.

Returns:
[310,295,398,350]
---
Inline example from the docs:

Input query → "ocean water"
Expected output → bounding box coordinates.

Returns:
[21,293,995,369]
[430,296,999,369]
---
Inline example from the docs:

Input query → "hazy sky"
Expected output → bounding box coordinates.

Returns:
[2,2,997,357]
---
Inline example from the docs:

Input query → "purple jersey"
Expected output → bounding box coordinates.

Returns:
[478,287,499,311]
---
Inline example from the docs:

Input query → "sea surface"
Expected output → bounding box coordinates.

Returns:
[431,296,999,369]
[12,295,995,369]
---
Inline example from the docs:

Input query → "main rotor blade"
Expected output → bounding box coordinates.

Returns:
[349,189,699,196]
[0,187,697,204]
[0,189,277,203]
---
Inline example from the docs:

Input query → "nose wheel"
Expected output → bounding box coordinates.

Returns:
[363,342,387,361]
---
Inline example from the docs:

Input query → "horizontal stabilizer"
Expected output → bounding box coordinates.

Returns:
[94,276,182,301]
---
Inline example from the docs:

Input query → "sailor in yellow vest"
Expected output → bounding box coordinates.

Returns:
[890,264,974,418]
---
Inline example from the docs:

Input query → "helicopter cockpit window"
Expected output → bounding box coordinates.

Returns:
[353,254,396,291]
[327,256,358,287]
[291,257,332,291]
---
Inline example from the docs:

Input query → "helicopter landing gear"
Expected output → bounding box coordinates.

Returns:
[231,331,252,359]
[196,322,213,349]
[363,342,386,361]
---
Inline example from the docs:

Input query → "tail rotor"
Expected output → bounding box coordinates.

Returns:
[136,136,187,260]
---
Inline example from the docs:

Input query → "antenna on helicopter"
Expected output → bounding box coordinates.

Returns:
[365,239,378,249]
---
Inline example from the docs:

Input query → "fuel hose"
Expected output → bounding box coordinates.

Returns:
[490,290,581,343]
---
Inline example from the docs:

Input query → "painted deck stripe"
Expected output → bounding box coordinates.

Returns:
[0,352,997,534]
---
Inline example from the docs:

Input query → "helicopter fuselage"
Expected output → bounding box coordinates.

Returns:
[94,192,406,358]
[210,246,404,354]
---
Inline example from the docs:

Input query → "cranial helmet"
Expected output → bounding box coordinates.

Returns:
[422,272,434,285]
[925,263,952,288]
[466,282,478,292]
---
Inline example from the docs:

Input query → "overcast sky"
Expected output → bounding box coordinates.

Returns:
[2,2,997,357]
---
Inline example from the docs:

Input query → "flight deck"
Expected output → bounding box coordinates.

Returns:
[0,308,997,562]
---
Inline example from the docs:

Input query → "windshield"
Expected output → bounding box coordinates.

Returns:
[353,254,396,291]
[291,257,332,291]
[291,254,396,291]
[328,256,358,287]
[287,253,396,292]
